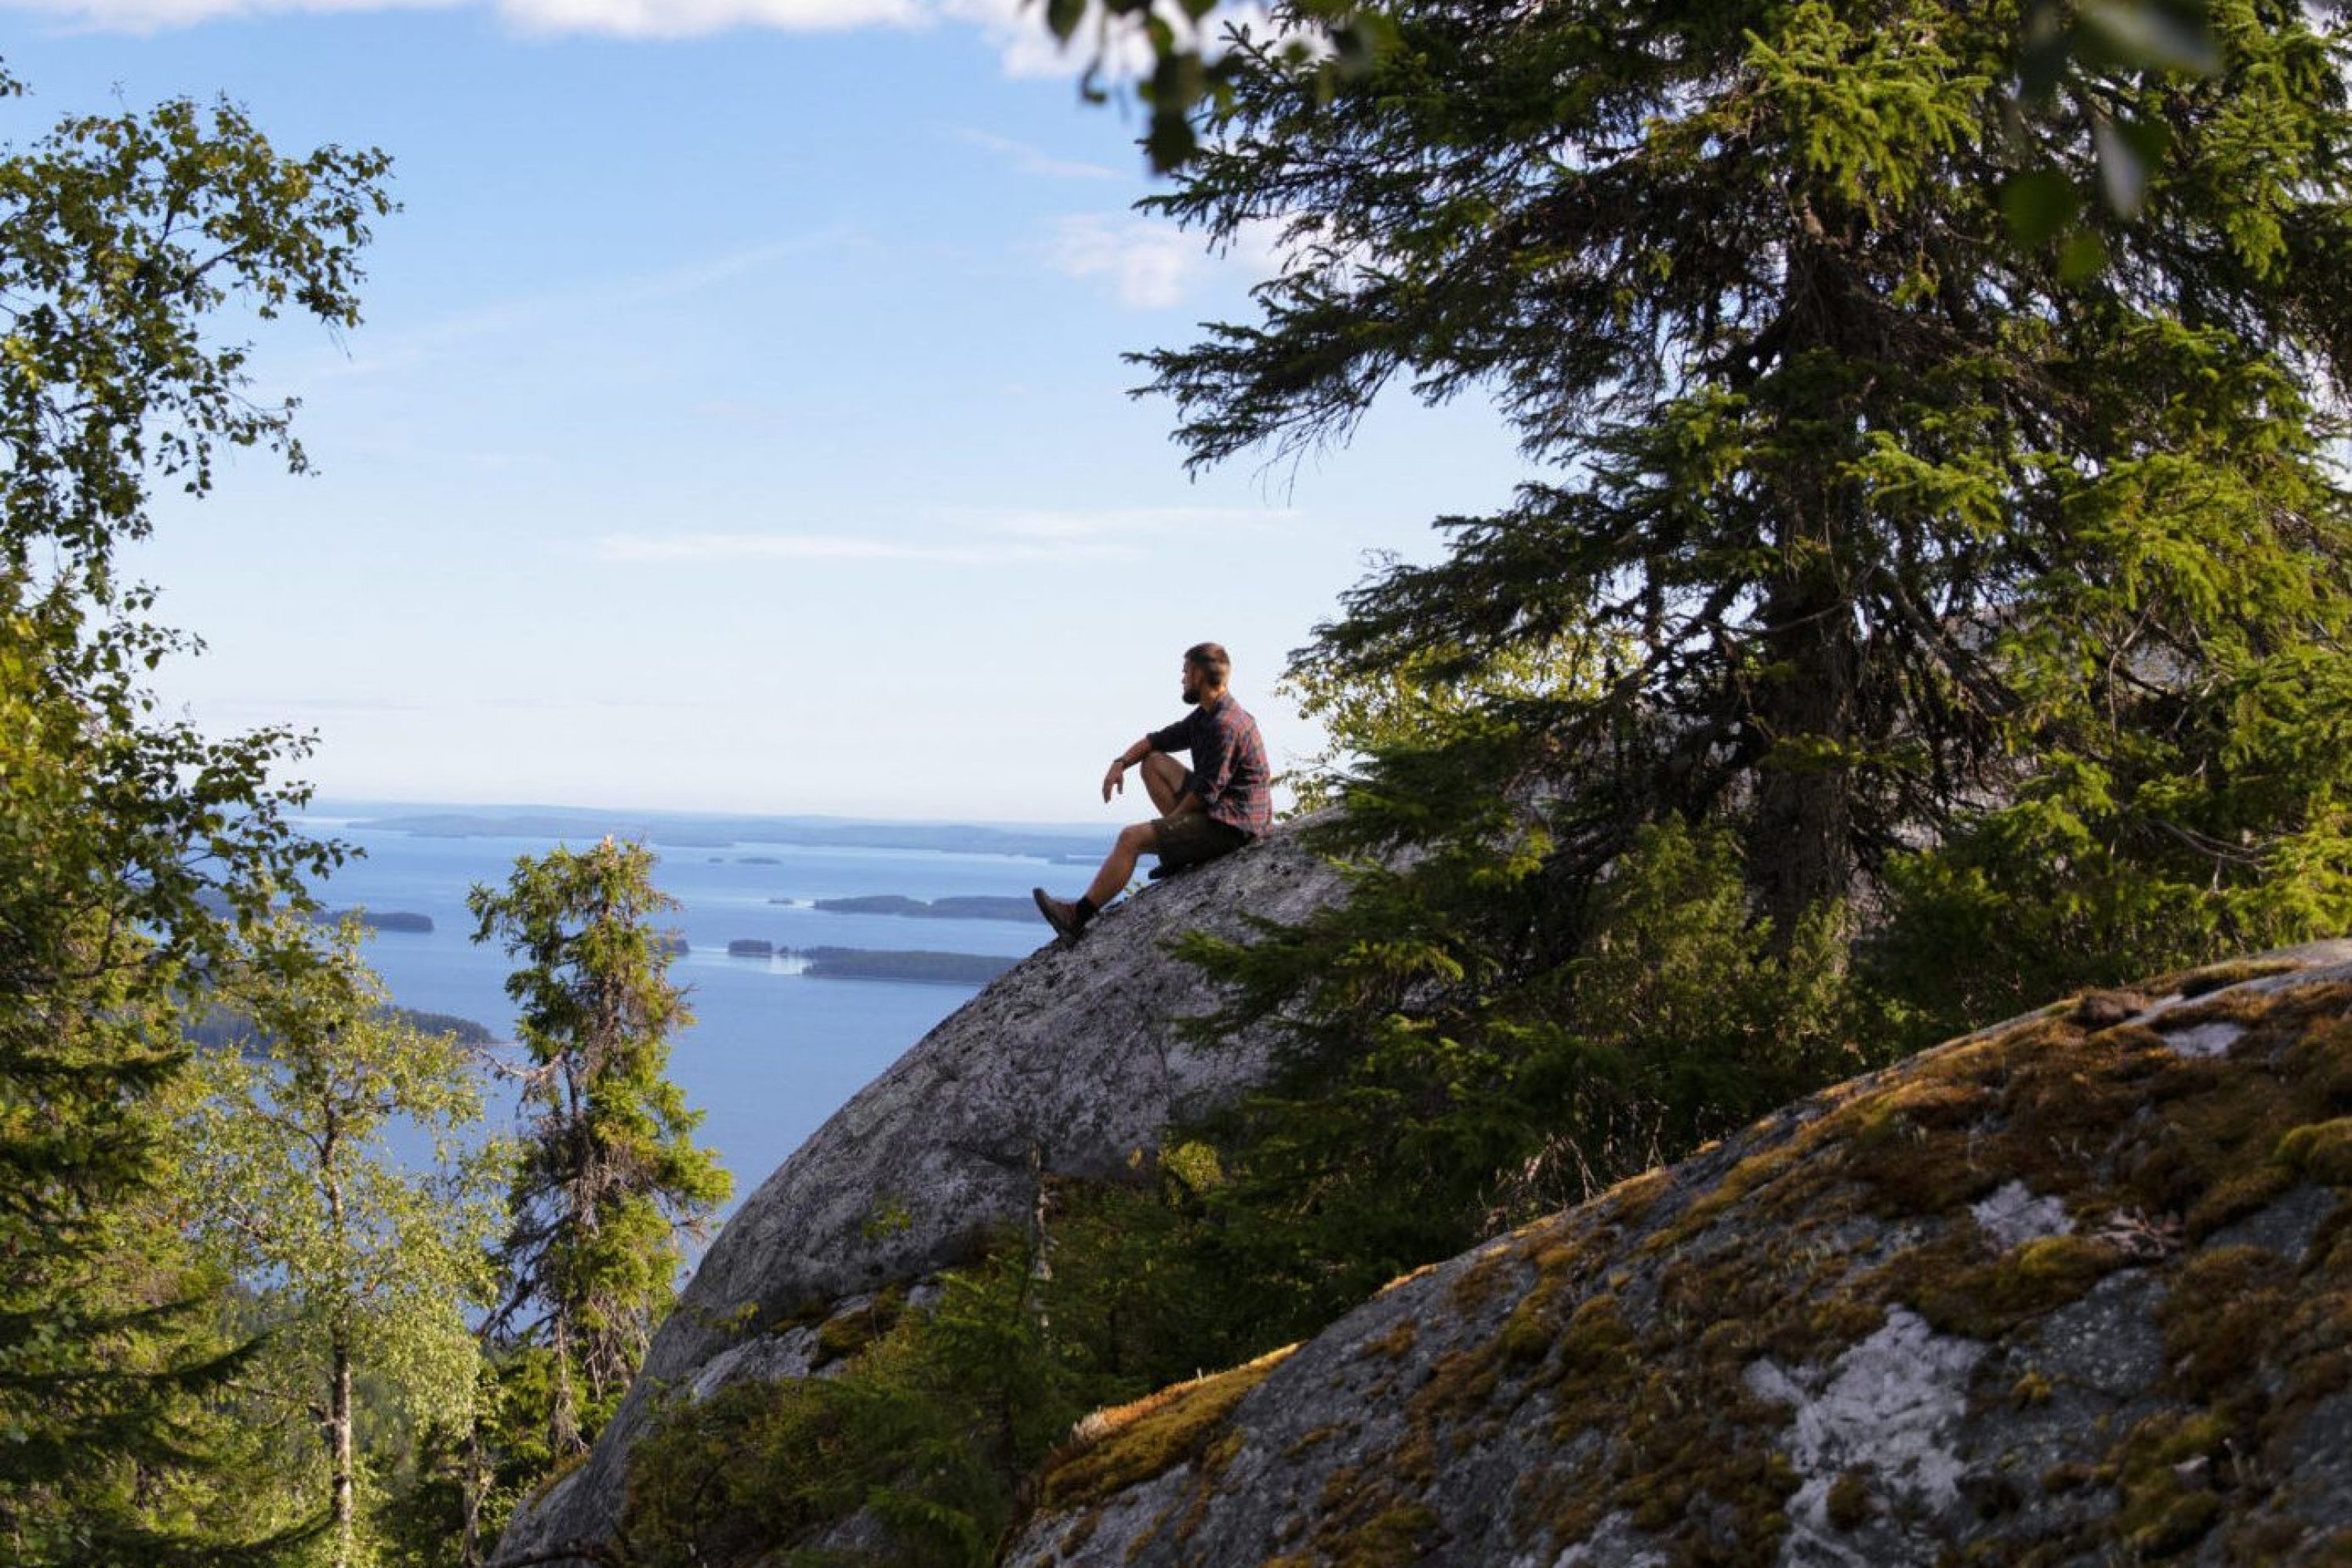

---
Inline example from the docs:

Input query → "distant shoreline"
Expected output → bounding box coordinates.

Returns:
[319,803,1105,865]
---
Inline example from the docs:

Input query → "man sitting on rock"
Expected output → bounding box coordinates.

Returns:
[1033,641,1272,943]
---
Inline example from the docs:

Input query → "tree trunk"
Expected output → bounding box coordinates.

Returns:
[331,1318,356,1568]
[461,1398,486,1568]
[1748,227,1864,942]
[1750,566,1860,941]
[550,1318,581,1457]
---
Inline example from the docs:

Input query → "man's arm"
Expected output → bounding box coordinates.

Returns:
[1102,736,1153,802]
[1104,714,1198,802]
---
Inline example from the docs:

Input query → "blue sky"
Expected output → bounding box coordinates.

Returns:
[7,0,1530,821]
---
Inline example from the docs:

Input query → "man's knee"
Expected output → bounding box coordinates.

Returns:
[1118,822,1156,853]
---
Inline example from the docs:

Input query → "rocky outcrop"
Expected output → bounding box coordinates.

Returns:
[1007,942,2352,1566]
[493,821,1346,1566]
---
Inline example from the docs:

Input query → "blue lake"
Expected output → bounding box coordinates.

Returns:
[297,810,1107,1218]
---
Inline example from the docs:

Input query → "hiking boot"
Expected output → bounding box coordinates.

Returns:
[1032,887,1087,943]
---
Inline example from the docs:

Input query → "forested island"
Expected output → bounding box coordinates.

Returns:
[795,947,1018,985]
[315,907,434,934]
[718,940,1016,985]
[809,894,1043,923]
[184,1004,497,1051]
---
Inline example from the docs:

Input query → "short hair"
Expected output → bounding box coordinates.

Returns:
[1183,642,1231,686]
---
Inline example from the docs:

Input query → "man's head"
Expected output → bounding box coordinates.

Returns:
[1181,641,1231,706]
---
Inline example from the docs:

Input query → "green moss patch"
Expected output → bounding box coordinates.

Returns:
[2277,1117,2352,1185]
[1038,1345,1294,1512]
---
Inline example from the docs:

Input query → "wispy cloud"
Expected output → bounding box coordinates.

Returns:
[302,231,860,383]
[499,0,924,34]
[590,504,1296,565]
[590,531,1069,565]
[1038,212,1283,310]
[968,503,1298,540]
[1039,214,1202,310]
[948,126,1122,182]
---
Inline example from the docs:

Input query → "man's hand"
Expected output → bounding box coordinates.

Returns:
[1102,758,1127,804]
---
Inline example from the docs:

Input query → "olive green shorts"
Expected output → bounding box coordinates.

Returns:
[1151,797,1247,870]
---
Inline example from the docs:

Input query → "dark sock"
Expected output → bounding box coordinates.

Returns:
[1075,895,1098,925]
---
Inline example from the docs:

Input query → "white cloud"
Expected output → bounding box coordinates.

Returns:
[1040,213,1200,309]
[1040,210,1283,310]
[498,0,922,34]
[2,0,919,31]
[3,0,1287,76]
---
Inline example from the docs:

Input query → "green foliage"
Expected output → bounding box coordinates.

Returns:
[1142,0,2351,1008]
[623,1258,1072,1568]
[469,839,731,1459]
[1152,817,1864,1344]
[0,60,390,1566]
[172,918,506,1568]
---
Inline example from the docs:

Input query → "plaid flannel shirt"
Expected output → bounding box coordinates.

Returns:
[1147,694,1272,837]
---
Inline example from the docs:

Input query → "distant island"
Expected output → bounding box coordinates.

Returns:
[336,804,1105,863]
[186,1004,497,1051]
[810,895,1043,924]
[310,908,434,934]
[795,948,1018,986]
[717,941,1018,985]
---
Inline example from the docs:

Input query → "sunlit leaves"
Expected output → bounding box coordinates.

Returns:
[0,61,390,1563]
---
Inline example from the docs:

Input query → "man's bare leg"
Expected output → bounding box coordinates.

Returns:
[1140,752,1187,815]
[1083,821,1156,909]
[1035,755,1188,941]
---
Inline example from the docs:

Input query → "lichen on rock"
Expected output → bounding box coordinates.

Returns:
[1003,941,2352,1567]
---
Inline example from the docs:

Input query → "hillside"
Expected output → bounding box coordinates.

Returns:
[492,817,1348,1564]
[494,820,2352,1566]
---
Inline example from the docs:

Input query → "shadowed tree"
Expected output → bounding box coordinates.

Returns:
[1142,0,2352,970]
[1125,0,2352,1317]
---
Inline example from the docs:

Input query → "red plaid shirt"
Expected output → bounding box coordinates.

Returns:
[1148,695,1272,837]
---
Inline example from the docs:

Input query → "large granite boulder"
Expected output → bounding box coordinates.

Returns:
[1007,941,2352,1566]
[494,819,1347,1566]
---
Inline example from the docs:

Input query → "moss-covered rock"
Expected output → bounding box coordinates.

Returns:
[1000,941,2352,1567]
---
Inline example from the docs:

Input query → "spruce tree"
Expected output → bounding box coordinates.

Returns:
[469,838,730,1457]
[1145,0,2352,990]
[1126,0,2352,1298]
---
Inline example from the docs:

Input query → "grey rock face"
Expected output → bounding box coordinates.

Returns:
[493,820,1347,1566]
[1006,942,2352,1567]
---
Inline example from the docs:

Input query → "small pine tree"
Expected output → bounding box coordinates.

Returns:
[468,838,730,1458]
